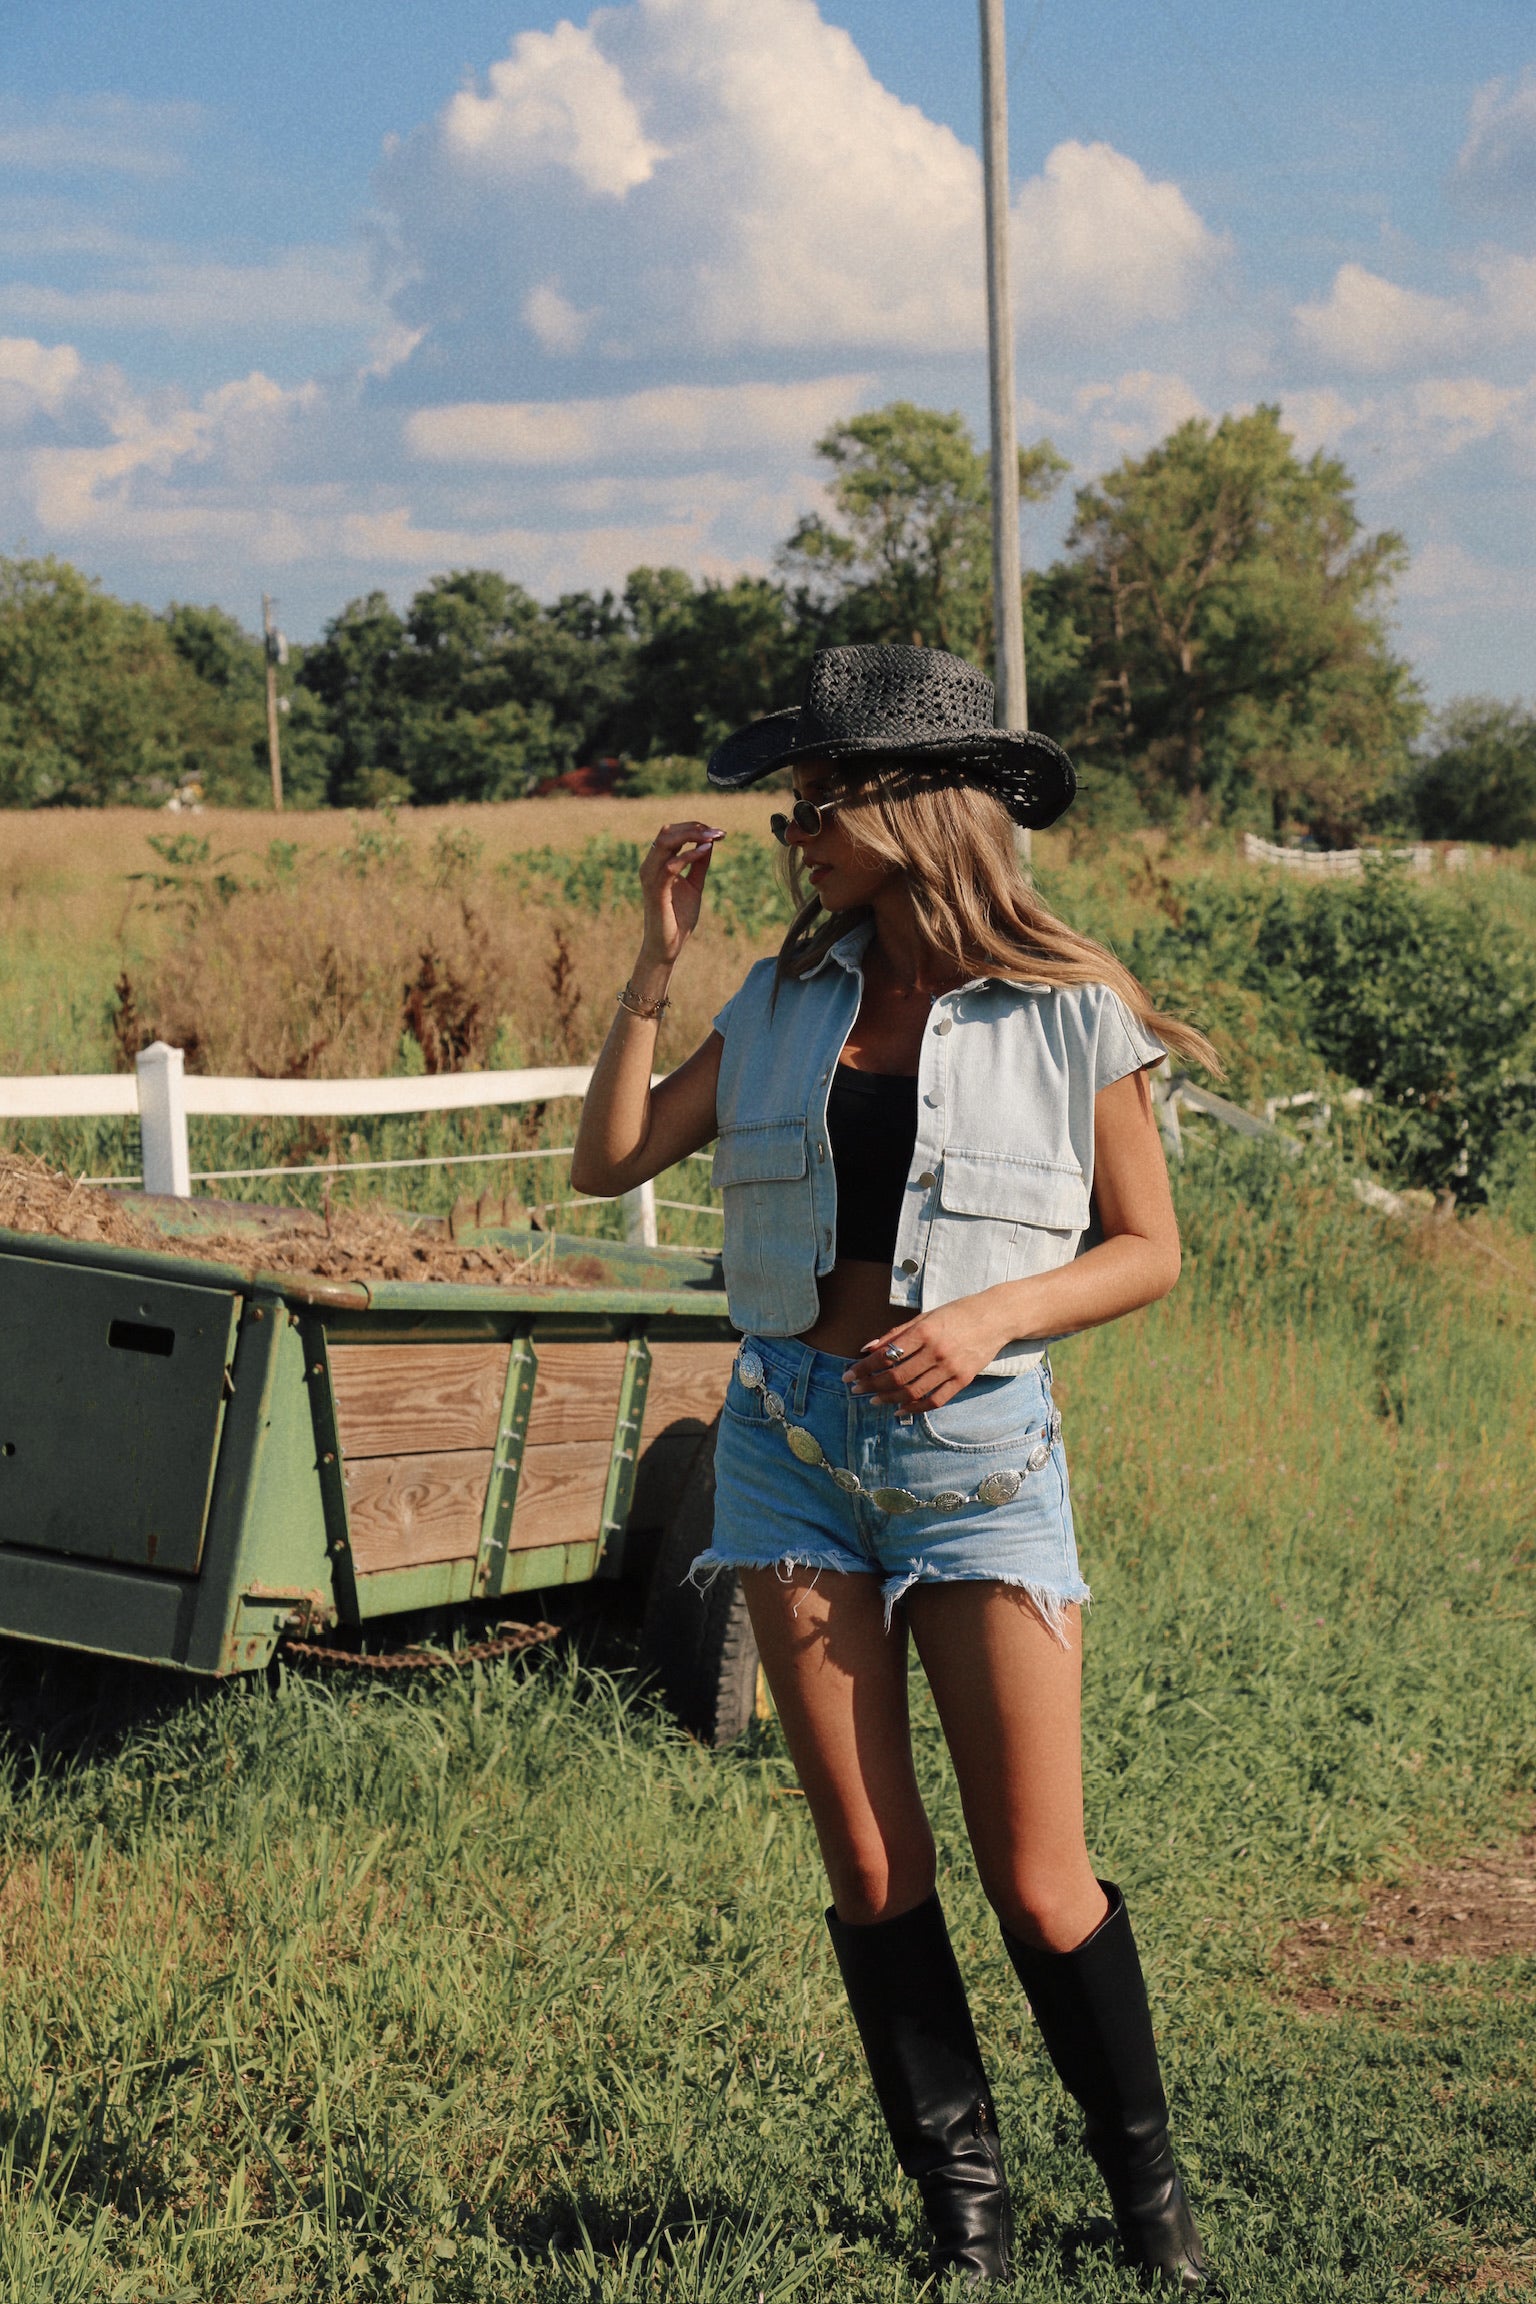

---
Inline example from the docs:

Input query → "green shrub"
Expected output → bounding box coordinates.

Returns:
[1485,1124,1536,1236]
[506,833,794,939]
[618,753,710,795]
[1122,863,1536,1200]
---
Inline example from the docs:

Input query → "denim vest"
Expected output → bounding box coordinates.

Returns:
[710,921,1165,1371]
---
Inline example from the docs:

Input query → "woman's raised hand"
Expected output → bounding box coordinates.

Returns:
[638,821,726,967]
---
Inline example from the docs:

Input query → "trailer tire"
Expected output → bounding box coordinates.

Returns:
[639,1419,761,1747]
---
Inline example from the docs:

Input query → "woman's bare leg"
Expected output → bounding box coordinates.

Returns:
[906,1584,1108,1952]
[739,1567,935,1925]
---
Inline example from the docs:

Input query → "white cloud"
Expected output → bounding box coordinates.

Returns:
[377,0,1221,385]
[1293,253,1536,371]
[1068,369,1207,464]
[25,367,321,543]
[0,336,84,428]
[406,374,875,467]
[1275,372,1536,497]
[1400,538,1532,614]
[1014,144,1221,330]
[1389,536,1536,690]
[523,281,595,355]
[1454,70,1536,209]
[0,333,819,601]
[1273,388,1366,457]
[1293,264,1464,370]
[441,19,666,199]
[22,0,1536,713]
[0,94,201,179]
[334,503,747,588]
[0,245,386,339]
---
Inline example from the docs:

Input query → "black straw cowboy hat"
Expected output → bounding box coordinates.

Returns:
[706,644,1076,830]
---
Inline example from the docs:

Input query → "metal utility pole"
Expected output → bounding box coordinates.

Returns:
[262,593,286,812]
[979,0,1027,738]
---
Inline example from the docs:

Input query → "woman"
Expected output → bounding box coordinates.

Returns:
[572,645,1217,2289]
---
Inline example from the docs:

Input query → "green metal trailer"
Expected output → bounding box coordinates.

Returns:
[0,1213,759,1742]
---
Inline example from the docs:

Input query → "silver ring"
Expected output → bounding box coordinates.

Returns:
[883,1344,906,1365]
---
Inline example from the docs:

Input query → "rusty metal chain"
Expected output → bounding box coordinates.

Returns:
[282,1619,561,1673]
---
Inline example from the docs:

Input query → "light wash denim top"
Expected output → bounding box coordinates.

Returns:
[710,919,1165,1374]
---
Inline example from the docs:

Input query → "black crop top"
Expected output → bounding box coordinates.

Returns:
[825,1064,919,1263]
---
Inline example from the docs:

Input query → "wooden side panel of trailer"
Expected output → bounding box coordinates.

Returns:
[326,1336,734,1596]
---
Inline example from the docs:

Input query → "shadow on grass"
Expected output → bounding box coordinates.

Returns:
[484,2180,872,2287]
[0,1638,219,1781]
[487,2179,1133,2295]
[0,1576,642,1788]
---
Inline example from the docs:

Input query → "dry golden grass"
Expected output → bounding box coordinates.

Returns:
[0,799,788,1080]
[123,878,774,1080]
[0,794,781,912]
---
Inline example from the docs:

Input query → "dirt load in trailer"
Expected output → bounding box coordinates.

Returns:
[0,1162,757,1745]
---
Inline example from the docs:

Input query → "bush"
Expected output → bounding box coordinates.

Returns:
[506,832,795,939]
[618,753,710,796]
[1486,1125,1536,1237]
[1123,862,1536,1200]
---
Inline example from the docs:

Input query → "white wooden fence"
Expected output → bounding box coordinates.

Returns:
[1241,832,1446,877]
[3,1043,1423,1240]
[0,1040,666,1245]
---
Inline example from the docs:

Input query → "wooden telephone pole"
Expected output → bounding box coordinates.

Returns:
[978,0,1031,854]
[262,593,285,812]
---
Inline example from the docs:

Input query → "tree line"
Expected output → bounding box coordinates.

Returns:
[2,400,1533,844]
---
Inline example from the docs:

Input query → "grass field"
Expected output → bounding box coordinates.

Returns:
[4,800,1533,1234]
[1,1142,1533,2302]
[2,806,1534,2298]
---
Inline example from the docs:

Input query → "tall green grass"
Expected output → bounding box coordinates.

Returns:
[1,1143,1532,2300]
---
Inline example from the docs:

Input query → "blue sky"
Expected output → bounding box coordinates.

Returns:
[3,0,1534,701]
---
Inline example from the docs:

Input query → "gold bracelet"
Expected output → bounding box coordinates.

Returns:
[617,980,670,1021]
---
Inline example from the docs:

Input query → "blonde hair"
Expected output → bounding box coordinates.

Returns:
[775,764,1221,1076]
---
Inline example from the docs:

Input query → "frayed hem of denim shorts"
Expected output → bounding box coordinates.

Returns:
[687,1547,1090,1643]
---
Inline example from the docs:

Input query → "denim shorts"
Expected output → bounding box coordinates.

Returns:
[693,1334,1090,1635]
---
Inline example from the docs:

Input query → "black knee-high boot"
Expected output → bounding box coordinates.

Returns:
[1002,1884,1210,2290]
[826,1893,1012,2283]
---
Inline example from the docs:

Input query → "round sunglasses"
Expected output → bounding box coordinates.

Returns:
[769,796,843,846]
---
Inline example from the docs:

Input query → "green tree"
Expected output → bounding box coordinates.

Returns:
[1038,407,1421,840]
[620,569,804,758]
[296,590,410,805]
[405,699,577,801]
[1407,698,1536,846]
[0,556,212,806]
[398,571,631,797]
[161,601,333,807]
[300,570,635,803]
[779,401,1066,664]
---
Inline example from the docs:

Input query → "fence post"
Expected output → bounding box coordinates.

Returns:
[621,1180,658,1248]
[136,1041,191,1196]
[1150,1058,1182,1162]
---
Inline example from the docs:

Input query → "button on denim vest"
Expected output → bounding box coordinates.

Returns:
[710,921,1165,1372]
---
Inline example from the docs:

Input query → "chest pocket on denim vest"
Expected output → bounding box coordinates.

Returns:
[712,1121,812,1297]
[712,1119,808,1190]
[937,1151,1090,1282]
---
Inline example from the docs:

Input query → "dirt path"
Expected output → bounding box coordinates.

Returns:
[1279,1820,1536,2012]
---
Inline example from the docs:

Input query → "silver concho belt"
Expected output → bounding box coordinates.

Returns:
[732,1348,1062,1515]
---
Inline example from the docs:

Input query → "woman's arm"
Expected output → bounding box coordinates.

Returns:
[569,819,727,1198]
[847,1065,1180,1408]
